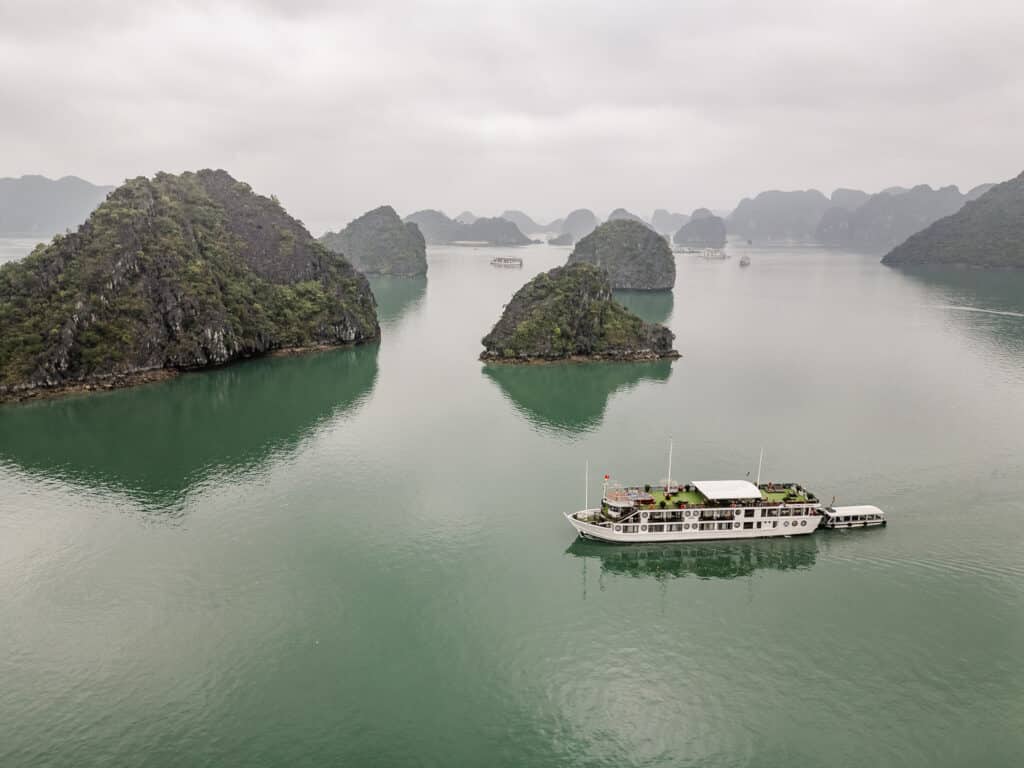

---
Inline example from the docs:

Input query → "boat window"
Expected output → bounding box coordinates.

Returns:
[744,509,754,517]
[743,522,754,530]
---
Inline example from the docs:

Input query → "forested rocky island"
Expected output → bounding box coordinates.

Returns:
[480,263,677,362]
[673,209,727,248]
[320,205,427,276]
[882,171,1024,268]
[568,220,675,290]
[0,169,379,400]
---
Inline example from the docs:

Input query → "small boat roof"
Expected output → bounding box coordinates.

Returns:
[693,480,762,500]
[826,505,884,517]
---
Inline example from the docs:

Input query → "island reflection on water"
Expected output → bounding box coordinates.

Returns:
[368,275,428,325]
[0,343,379,507]
[613,289,675,325]
[565,535,818,581]
[482,358,674,437]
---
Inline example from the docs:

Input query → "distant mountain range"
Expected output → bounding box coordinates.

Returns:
[0,175,113,237]
[402,210,531,246]
[727,189,833,242]
[817,185,993,254]
[882,171,1024,268]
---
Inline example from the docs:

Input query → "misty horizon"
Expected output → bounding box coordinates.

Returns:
[3,1,1022,232]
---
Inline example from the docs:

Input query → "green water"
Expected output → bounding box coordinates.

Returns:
[2,244,1023,767]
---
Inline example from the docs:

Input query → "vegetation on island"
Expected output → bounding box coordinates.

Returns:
[480,262,677,361]
[881,171,1024,268]
[0,169,379,398]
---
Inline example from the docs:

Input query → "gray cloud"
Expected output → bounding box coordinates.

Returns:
[2,0,1022,233]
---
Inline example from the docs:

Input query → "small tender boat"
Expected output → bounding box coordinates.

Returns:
[822,505,886,529]
[739,255,751,267]
[490,256,523,268]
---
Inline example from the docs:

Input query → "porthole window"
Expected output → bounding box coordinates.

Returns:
[801,520,807,526]
[614,525,621,532]
[640,525,647,532]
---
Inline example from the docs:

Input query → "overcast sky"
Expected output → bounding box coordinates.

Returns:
[2,0,1022,233]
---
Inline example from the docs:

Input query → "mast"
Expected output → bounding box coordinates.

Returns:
[756,447,764,486]
[667,437,674,490]
[585,460,589,510]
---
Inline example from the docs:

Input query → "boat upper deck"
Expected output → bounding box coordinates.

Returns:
[605,481,818,510]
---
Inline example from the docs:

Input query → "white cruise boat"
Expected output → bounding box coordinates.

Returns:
[566,478,824,543]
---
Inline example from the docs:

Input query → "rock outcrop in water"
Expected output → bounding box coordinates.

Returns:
[673,208,726,248]
[547,232,573,246]
[320,205,427,276]
[480,263,677,362]
[568,220,675,290]
[0,169,379,400]
[402,210,530,245]
[727,190,832,242]
[881,171,1024,268]
[454,211,477,225]
[0,175,114,237]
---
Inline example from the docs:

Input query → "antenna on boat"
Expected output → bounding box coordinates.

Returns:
[585,459,589,510]
[756,447,764,486]
[666,437,674,491]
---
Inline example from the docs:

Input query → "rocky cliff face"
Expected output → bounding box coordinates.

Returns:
[320,205,427,276]
[0,175,114,237]
[569,220,675,291]
[673,209,727,248]
[480,263,677,361]
[727,189,832,241]
[882,171,1024,268]
[0,169,379,398]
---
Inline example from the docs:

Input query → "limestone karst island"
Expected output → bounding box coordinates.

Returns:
[0,170,379,400]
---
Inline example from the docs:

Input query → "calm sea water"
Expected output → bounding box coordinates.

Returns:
[1,240,1023,767]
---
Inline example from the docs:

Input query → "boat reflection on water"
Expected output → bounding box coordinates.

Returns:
[483,359,673,437]
[368,276,428,325]
[565,535,818,581]
[0,343,379,508]
[613,290,675,325]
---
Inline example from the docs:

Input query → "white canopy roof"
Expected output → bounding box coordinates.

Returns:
[693,480,763,500]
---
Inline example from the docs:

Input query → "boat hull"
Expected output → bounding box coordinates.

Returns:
[566,509,822,543]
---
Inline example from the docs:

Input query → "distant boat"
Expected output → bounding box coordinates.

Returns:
[490,256,523,268]
[739,255,751,267]
[697,248,727,260]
